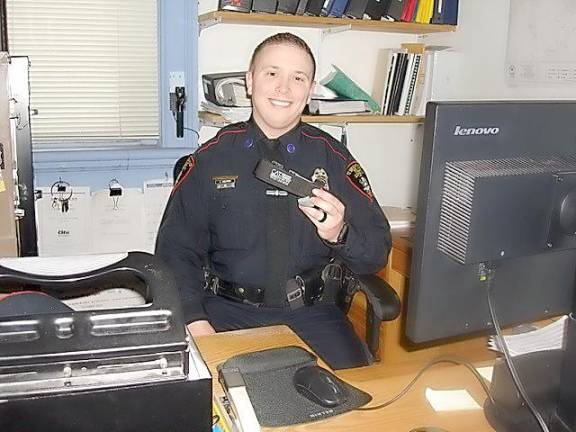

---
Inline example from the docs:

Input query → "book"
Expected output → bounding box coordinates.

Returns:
[213,395,240,432]
[397,52,422,115]
[409,46,451,116]
[372,48,400,115]
[402,53,421,115]
[320,65,380,112]
[387,52,408,115]
[395,52,416,114]
[308,97,371,115]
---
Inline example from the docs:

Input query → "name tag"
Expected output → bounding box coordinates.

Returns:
[213,176,237,190]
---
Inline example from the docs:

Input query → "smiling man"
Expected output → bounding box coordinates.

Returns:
[156,33,391,369]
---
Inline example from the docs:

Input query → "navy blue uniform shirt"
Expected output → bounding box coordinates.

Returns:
[156,120,391,323]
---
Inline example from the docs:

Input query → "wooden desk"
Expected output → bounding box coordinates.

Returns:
[195,325,495,432]
[348,228,495,366]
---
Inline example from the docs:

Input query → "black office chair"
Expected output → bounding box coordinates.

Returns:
[173,155,401,362]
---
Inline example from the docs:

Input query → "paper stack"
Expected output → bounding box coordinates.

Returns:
[487,315,568,357]
[381,206,416,229]
[200,100,251,124]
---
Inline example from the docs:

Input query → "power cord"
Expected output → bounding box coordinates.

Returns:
[356,356,495,411]
[482,264,550,432]
[171,111,200,140]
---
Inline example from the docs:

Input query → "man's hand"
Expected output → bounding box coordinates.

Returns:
[298,188,345,243]
[186,320,216,336]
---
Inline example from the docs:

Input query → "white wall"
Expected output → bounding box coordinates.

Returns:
[425,0,576,100]
[197,0,576,209]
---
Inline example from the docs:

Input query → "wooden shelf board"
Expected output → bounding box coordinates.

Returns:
[199,11,456,34]
[198,111,424,126]
[302,114,424,123]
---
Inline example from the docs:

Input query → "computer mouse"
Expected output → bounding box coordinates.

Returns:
[293,365,348,408]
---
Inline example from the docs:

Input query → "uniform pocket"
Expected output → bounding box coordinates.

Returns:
[210,190,260,251]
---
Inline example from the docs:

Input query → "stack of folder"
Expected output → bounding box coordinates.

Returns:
[315,65,380,115]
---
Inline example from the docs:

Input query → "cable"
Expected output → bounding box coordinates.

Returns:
[183,126,200,139]
[356,356,495,411]
[483,266,550,432]
[170,111,200,139]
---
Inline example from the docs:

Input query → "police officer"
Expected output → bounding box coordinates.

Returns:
[156,33,391,369]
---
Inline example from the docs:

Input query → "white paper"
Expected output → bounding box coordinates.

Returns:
[63,287,146,311]
[35,186,91,256]
[476,366,494,383]
[0,253,127,276]
[90,188,144,254]
[425,387,482,412]
[142,178,173,253]
[487,316,567,357]
[507,0,576,83]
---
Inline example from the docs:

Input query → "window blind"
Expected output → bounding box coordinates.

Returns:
[7,0,159,143]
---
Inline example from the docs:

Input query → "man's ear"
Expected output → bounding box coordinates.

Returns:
[245,71,253,96]
[306,80,316,104]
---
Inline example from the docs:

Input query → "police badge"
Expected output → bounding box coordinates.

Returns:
[311,167,329,191]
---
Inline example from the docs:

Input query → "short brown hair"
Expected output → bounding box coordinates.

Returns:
[249,32,316,80]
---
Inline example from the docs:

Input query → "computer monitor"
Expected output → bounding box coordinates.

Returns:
[406,100,576,344]
[405,100,576,431]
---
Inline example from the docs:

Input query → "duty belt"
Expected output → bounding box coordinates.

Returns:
[205,264,344,310]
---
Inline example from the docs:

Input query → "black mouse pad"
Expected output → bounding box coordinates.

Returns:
[216,346,372,427]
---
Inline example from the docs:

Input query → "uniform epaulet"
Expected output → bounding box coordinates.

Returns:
[300,123,348,162]
[173,122,247,193]
[197,121,248,155]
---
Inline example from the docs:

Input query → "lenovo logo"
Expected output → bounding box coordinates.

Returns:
[453,125,500,136]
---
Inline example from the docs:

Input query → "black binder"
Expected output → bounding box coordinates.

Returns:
[304,0,324,15]
[252,0,278,13]
[344,0,370,18]
[278,0,299,13]
[365,0,391,20]
[386,0,405,21]
[295,0,309,14]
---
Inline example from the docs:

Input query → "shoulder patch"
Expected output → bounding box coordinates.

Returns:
[346,161,374,201]
[174,155,195,190]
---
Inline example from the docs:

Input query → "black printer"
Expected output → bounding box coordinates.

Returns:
[0,252,212,432]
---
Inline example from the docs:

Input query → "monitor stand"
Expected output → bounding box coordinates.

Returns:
[483,314,576,432]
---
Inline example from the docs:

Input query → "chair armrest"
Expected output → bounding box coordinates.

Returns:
[356,274,401,322]
[355,274,401,362]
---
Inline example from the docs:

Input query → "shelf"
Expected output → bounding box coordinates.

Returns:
[302,114,424,123]
[198,111,424,127]
[199,11,456,34]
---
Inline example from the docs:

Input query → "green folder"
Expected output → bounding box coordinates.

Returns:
[320,65,381,113]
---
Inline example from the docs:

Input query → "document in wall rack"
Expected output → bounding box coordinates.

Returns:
[90,188,144,254]
[142,178,173,253]
[35,186,91,256]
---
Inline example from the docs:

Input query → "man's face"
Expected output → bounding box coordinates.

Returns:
[246,43,315,139]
